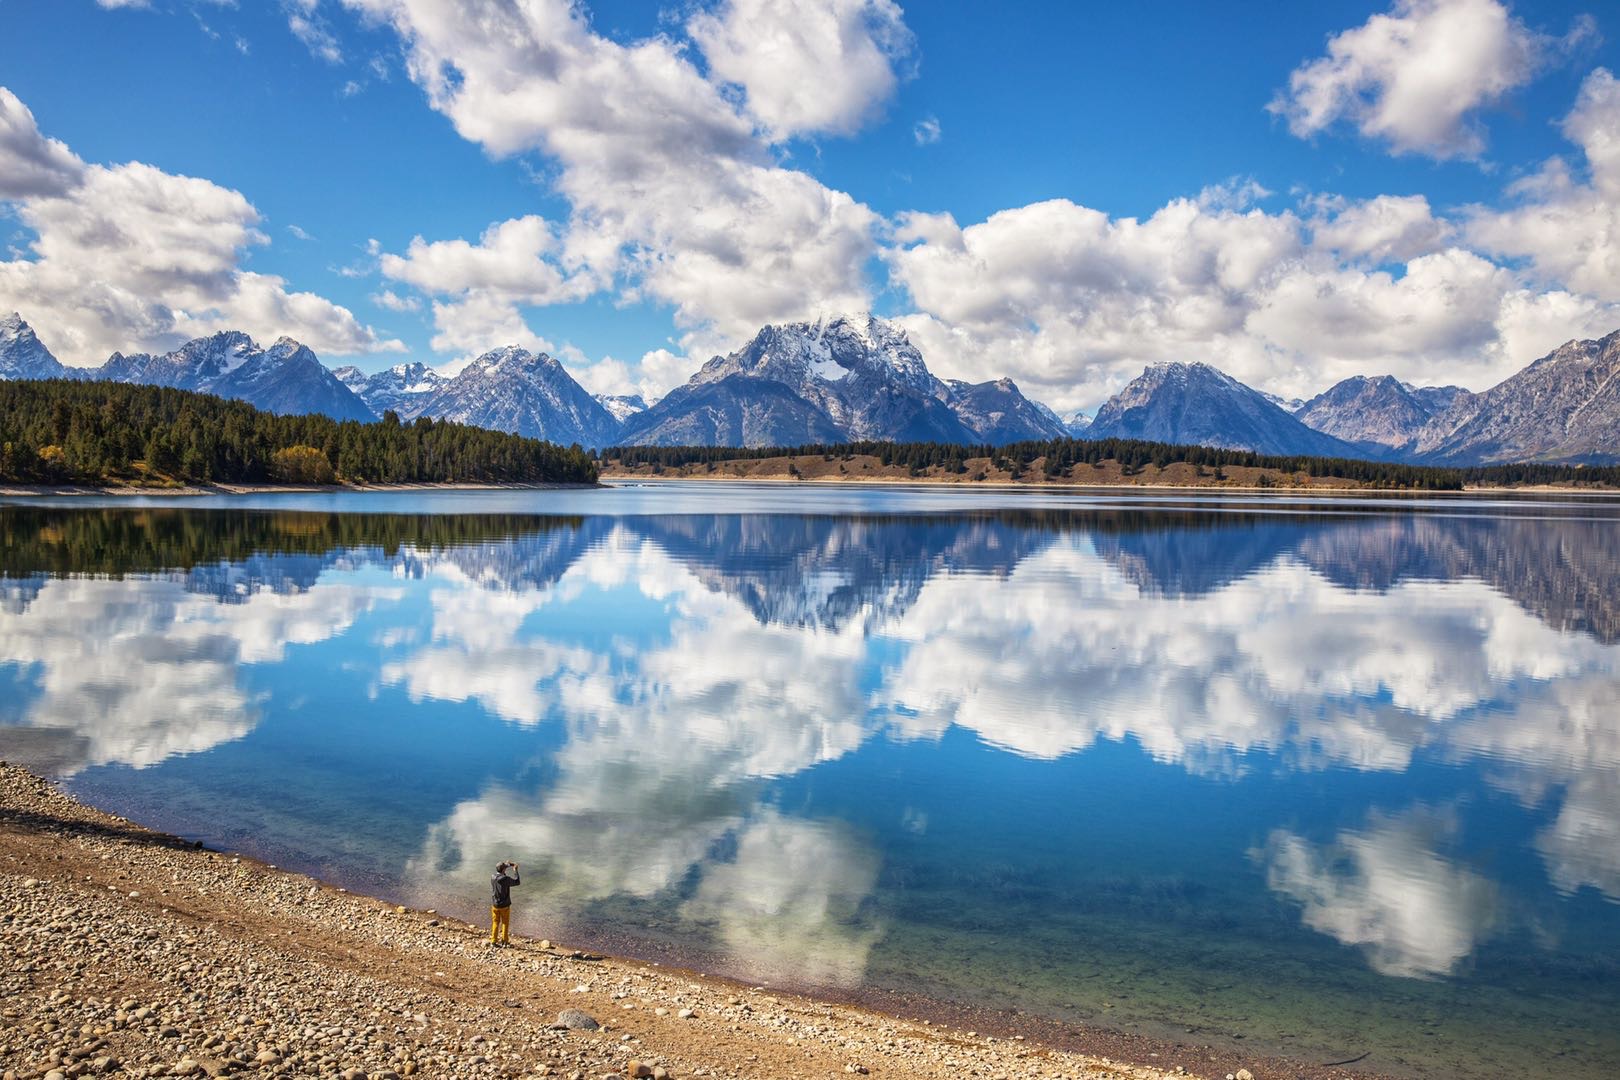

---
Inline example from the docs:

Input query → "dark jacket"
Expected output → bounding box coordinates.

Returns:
[490,868,519,908]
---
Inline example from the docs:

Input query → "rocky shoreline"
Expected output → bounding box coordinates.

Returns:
[1,762,1386,1080]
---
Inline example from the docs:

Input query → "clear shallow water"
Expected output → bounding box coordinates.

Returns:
[1,485,1617,1078]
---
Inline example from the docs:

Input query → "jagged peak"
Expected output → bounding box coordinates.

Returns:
[469,343,551,370]
[1136,360,1250,394]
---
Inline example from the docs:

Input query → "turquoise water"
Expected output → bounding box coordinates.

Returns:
[1,484,1617,1077]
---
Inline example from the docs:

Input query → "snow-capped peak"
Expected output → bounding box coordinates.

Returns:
[0,312,69,380]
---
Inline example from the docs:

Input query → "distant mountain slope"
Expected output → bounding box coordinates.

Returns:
[617,375,845,447]
[946,378,1070,444]
[1407,384,1468,416]
[1418,329,1620,464]
[97,331,260,390]
[596,393,648,424]
[208,338,374,422]
[1295,375,1436,456]
[334,361,446,420]
[0,313,71,381]
[88,327,372,421]
[1061,410,1093,437]
[412,345,620,447]
[1086,361,1365,458]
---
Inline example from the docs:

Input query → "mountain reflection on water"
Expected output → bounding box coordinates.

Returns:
[1,496,1617,1079]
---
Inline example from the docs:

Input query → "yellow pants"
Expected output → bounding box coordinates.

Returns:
[490,905,510,943]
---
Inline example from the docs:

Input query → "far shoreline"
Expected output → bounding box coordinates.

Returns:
[3,472,1616,499]
[0,479,606,497]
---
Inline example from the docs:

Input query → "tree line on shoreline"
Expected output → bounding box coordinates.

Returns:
[4,378,1614,492]
[0,380,599,486]
[602,438,1620,490]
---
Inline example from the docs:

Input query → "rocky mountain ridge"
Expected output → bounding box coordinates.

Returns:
[1411,329,1620,464]
[0,312,72,381]
[5,310,1619,463]
[1294,375,1442,456]
[411,345,621,448]
[622,314,1065,447]
[1086,361,1362,459]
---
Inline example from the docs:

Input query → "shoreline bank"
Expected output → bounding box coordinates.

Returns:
[598,458,1615,495]
[0,762,1394,1080]
[0,481,603,497]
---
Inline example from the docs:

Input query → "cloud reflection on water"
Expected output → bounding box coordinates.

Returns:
[1256,806,1497,979]
[0,575,393,773]
[2,505,1619,988]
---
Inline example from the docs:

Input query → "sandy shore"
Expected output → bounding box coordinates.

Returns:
[0,762,1403,1080]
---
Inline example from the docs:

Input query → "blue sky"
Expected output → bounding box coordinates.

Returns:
[2,0,1619,410]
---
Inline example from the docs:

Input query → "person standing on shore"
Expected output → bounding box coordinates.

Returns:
[489,860,519,946]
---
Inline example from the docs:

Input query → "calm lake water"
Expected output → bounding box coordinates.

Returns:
[2,483,1617,1078]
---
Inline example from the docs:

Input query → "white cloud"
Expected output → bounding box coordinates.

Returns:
[380,215,592,306]
[0,87,86,199]
[889,172,1620,410]
[1269,0,1550,160]
[569,355,638,398]
[424,294,555,359]
[1467,68,1620,302]
[284,0,343,63]
[95,0,152,8]
[371,288,420,312]
[913,116,941,146]
[349,0,884,358]
[286,224,314,241]
[0,88,401,365]
[634,348,694,401]
[1309,194,1450,263]
[689,0,914,141]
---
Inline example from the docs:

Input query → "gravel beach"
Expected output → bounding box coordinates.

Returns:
[2,761,1380,1080]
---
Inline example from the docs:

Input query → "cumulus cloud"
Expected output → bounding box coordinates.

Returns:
[913,116,941,146]
[1467,68,1620,301]
[889,165,1620,409]
[371,288,420,312]
[0,88,85,199]
[377,215,598,355]
[0,87,399,365]
[1268,0,1552,160]
[689,0,914,141]
[1308,194,1451,263]
[347,0,885,375]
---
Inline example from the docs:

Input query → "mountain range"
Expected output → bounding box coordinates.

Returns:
[618,314,1067,447]
[3,309,1618,465]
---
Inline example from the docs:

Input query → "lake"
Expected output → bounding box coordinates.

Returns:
[2,483,1617,1078]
